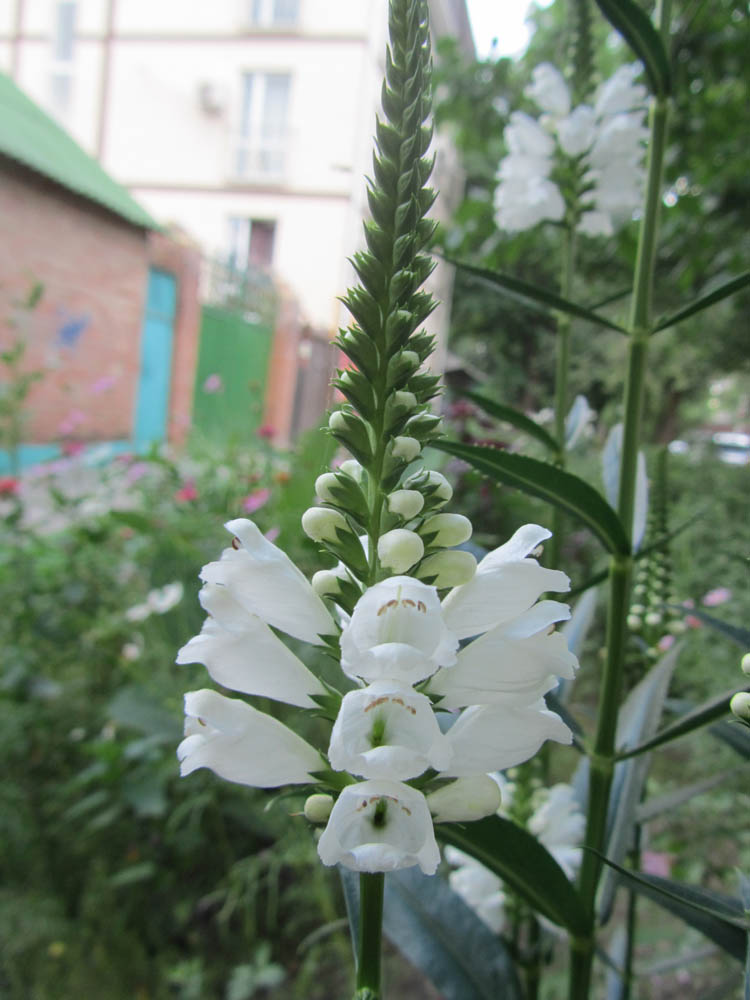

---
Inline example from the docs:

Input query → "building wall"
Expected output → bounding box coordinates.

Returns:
[0,158,149,443]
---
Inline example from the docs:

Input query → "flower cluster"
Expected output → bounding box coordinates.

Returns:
[446,781,585,933]
[495,62,648,236]
[177,518,578,874]
[176,0,578,878]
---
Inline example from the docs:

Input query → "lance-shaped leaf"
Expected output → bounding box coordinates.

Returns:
[437,815,590,936]
[382,867,523,1000]
[672,605,750,648]
[739,872,750,999]
[431,439,631,555]
[597,648,679,922]
[461,389,559,454]
[602,424,648,551]
[653,272,750,333]
[635,768,739,823]
[446,259,628,334]
[617,686,749,760]
[710,718,750,760]
[593,853,749,963]
[592,0,672,98]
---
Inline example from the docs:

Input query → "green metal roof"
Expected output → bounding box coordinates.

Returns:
[0,72,157,230]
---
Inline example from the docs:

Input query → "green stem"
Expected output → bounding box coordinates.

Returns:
[622,826,642,1000]
[355,872,385,999]
[568,69,671,1000]
[550,224,576,566]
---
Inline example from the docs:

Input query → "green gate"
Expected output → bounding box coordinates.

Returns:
[191,304,273,442]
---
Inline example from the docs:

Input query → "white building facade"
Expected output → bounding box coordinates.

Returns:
[2,0,472,343]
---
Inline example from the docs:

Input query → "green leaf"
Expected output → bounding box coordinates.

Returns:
[592,853,749,963]
[738,872,750,1000]
[109,861,157,888]
[597,648,679,921]
[592,0,672,97]
[431,439,631,555]
[460,390,559,453]
[446,259,628,333]
[437,815,590,936]
[617,686,749,760]
[653,272,750,332]
[382,868,524,1000]
[636,769,739,823]
[710,719,750,760]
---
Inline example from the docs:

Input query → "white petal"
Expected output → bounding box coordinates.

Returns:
[427,774,502,822]
[317,779,440,875]
[429,604,577,708]
[505,111,555,158]
[177,610,325,709]
[478,524,552,569]
[556,105,596,156]
[327,680,452,780]
[443,702,572,776]
[526,63,571,117]
[340,576,458,683]
[199,518,334,644]
[178,689,323,787]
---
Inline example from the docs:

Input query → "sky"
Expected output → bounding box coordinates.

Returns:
[465,0,555,60]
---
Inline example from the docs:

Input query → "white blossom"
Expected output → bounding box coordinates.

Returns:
[317,779,440,874]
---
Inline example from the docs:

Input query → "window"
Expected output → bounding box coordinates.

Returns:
[50,1,76,116]
[227,218,276,272]
[235,72,291,180]
[248,0,300,27]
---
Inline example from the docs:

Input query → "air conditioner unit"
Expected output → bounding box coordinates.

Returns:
[198,82,225,116]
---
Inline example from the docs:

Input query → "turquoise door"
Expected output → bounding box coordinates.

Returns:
[134,268,177,449]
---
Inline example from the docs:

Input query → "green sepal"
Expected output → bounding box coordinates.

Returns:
[404,410,442,441]
[329,408,374,465]
[393,232,416,269]
[334,368,377,420]
[334,326,380,382]
[385,308,416,349]
[408,329,436,361]
[309,768,357,792]
[366,184,394,233]
[387,349,420,387]
[309,682,344,722]
[376,119,402,160]
[363,222,393,276]
[323,522,370,580]
[388,268,416,307]
[407,370,441,402]
[331,573,366,616]
[384,390,419,436]
[342,286,383,339]
[322,471,371,523]
[351,249,387,300]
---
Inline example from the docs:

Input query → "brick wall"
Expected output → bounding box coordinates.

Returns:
[0,157,149,444]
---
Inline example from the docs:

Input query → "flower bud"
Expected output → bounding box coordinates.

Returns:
[315,473,340,502]
[302,507,349,543]
[421,513,473,547]
[645,611,662,627]
[405,469,452,503]
[417,550,477,588]
[427,775,502,823]
[741,653,750,676]
[339,459,364,482]
[377,529,424,573]
[730,692,750,721]
[311,569,344,598]
[391,436,421,461]
[392,390,417,410]
[387,489,424,520]
[304,793,334,823]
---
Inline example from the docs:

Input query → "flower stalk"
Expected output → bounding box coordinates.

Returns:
[569,41,671,1000]
[356,872,385,999]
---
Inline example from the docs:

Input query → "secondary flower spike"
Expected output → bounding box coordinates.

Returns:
[176,0,579,881]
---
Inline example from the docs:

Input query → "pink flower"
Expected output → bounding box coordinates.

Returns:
[61,441,85,457]
[58,409,86,435]
[0,477,19,496]
[702,587,732,607]
[257,424,275,440]
[657,634,675,652]
[265,526,281,542]
[203,374,223,393]
[641,851,674,878]
[126,462,149,484]
[91,374,117,394]
[175,480,198,503]
[242,488,271,514]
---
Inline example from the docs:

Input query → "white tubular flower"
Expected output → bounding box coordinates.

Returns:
[427,775,502,823]
[314,472,340,502]
[302,506,350,543]
[387,489,425,519]
[428,600,577,708]
[441,524,569,640]
[147,581,184,614]
[317,779,440,875]
[178,689,324,787]
[404,469,452,503]
[377,528,424,573]
[526,63,570,118]
[421,513,473,547]
[556,105,597,156]
[200,519,334,645]
[340,575,458,684]
[446,848,507,934]
[417,549,477,588]
[442,701,572,777]
[177,583,325,709]
[391,436,422,461]
[328,680,452,780]
[594,63,648,117]
[505,110,555,159]
[528,783,585,879]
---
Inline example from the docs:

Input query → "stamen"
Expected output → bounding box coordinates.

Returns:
[231,537,241,550]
